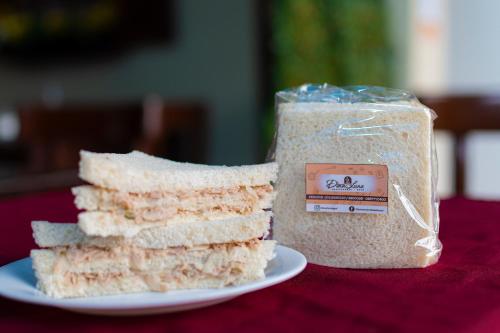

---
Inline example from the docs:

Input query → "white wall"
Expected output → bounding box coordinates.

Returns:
[466,132,500,199]
[443,0,500,198]
[388,0,500,198]
[448,0,500,94]
[401,0,500,95]
[0,0,260,165]
[407,0,449,95]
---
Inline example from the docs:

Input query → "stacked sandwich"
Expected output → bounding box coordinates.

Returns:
[31,151,278,298]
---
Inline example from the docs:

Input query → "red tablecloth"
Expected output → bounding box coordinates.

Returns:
[1,190,500,333]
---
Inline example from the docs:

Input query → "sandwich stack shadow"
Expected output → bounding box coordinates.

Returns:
[31,151,278,298]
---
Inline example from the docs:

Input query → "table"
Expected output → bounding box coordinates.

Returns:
[1,191,500,332]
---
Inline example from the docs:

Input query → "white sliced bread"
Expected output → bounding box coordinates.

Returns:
[72,185,275,211]
[77,209,272,238]
[273,101,440,268]
[31,240,276,298]
[79,150,278,192]
[34,211,271,248]
[71,184,275,223]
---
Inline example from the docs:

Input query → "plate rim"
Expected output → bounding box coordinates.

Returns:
[0,245,306,311]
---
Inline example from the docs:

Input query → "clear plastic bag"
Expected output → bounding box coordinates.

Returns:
[269,84,441,268]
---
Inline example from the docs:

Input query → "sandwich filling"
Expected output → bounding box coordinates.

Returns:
[73,185,274,224]
[33,240,275,296]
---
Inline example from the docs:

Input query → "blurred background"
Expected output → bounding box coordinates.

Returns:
[0,0,499,200]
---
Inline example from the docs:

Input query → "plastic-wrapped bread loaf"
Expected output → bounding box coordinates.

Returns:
[270,84,442,268]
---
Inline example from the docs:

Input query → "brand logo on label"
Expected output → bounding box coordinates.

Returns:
[319,174,375,192]
[325,176,365,191]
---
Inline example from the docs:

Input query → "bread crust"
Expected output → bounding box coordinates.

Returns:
[79,151,278,193]
[33,211,272,248]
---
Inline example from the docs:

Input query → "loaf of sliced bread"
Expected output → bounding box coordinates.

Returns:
[273,101,441,268]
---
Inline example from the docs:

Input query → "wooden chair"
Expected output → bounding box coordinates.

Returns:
[0,100,208,196]
[420,95,500,195]
[137,96,208,164]
[17,102,143,173]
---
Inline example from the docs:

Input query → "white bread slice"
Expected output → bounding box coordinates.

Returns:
[72,184,275,224]
[72,185,275,212]
[31,240,275,298]
[33,211,271,248]
[79,150,278,193]
[78,210,271,238]
[273,101,441,268]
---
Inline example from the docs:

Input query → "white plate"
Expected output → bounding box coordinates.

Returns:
[0,245,306,315]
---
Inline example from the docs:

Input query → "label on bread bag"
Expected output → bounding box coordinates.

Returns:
[305,163,388,214]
